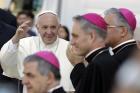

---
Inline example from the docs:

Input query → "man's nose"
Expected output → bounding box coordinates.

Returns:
[46,28,53,34]
[22,76,28,85]
[70,38,75,46]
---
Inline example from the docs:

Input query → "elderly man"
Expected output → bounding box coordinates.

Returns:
[22,51,66,93]
[104,8,138,63]
[70,13,118,93]
[0,11,74,92]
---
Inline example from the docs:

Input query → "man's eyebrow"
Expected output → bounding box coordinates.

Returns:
[71,33,78,37]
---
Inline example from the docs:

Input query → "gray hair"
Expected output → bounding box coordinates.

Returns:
[104,8,133,34]
[24,54,61,80]
[73,15,107,39]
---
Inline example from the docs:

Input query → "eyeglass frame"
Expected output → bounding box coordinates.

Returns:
[107,25,126,28]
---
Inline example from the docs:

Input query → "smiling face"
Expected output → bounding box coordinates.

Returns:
[36,13,60,45]
[22,62,49,93]
[71,21,92,56]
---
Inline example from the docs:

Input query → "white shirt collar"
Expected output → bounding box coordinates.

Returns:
[113,39,135,50]
[85,47,103,58]
[39,37,59,52]
[48,84,62,93]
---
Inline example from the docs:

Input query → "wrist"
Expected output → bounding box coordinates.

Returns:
[12,35,20,44]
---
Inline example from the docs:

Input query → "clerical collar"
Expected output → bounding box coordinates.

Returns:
[113,39,136,54]
[39,37,59,53]
[85,47,103,58]
[48,84,62,93]
[85,47,107,63]
[113,39,136,50]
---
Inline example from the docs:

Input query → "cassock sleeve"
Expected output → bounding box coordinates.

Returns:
[70,63,86,89]
[0,37,35,80]
[0,40,20,78]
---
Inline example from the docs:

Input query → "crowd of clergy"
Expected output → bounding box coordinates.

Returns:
[0,7,140,93]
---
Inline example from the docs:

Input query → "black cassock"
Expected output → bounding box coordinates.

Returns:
[0,75,23,93]
[52,87,66,93]
[0,64,23,93]
[113,40,137,64]
[71,47,119,93]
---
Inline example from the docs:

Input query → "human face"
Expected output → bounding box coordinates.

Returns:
[22,62,49,93]
[17,14,33,26]
[58,27,68,40]
[71,21,92,56]
[37,13,60,45]
[104,13,122,47]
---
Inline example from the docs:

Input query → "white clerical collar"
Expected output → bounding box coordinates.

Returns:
[39,37,59,52]
[85,47,103,58]
[48,84,62,93]
[113,39,135,50]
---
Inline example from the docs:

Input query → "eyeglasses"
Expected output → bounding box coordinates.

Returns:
[107,25,125,28]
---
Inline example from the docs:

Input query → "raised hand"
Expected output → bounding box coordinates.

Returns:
[66,44,85,66]
[12,21,31,44]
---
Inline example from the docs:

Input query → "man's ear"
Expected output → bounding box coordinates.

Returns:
[36,24,39,30]
[120,27,128,37]
[46,72,55,84]
[58,24,61,29]
[90,30,96,41]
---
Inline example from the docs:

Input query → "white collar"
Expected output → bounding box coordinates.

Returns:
[48,84,62,93]
[113,39,135,50]
[85,47,103,58]
[39,37,59,52]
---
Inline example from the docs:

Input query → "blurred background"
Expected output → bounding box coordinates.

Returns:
[0,0,140,39]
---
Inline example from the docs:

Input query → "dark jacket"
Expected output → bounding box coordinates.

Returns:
[71,47,119,93]
[0,73,23,93]
[0,64,23,93]
[0,21,16,49]
[52,87,66,93]
[0,8,17,27]
[113,40,137,64]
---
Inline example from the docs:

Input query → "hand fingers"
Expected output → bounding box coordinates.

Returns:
[16,28,24,33]
[17,20,31,32]
[22,20,31,25]
[19,20,31,29]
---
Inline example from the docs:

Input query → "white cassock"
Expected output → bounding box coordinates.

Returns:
[0,36,74,92]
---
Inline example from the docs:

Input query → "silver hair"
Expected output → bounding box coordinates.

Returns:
[73,16,107,39]
[24,54,61,80]
[104,8,133,34]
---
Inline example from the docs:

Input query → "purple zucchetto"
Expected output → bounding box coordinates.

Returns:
[119,8,137,31]
[82,13,107,31]
[35,51,60,69]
